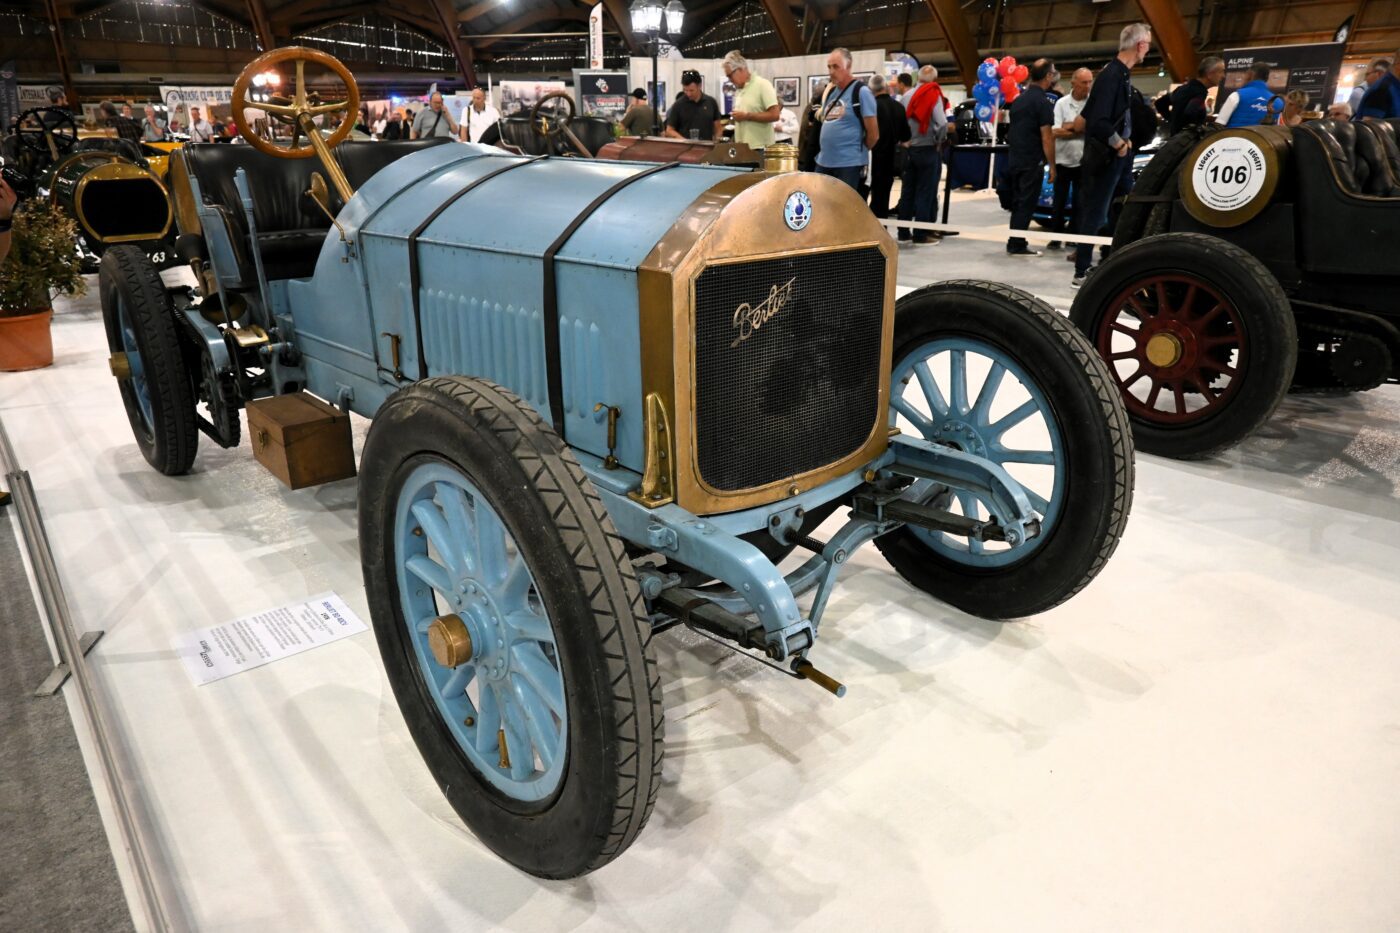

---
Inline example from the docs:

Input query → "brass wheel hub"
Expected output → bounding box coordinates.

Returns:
[108,352,131,380]
[427,614,474,669]
[1145,331,1185,369]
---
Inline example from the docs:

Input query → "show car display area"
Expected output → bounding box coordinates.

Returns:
[5,9,1400,928]
[82,46,1144,878]
[9,274,1400,930]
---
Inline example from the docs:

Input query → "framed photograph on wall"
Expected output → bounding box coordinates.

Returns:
[807,74,828,107]
[854,71,876,83]
[774,76,799,107]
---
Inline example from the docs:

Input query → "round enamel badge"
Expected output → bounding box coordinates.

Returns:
[784,191,812,231]
[1190,138,1267,213]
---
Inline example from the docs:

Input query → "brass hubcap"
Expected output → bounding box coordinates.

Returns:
[427,613,474,668]
[108,352,131,379]
[1145,332,1184,368]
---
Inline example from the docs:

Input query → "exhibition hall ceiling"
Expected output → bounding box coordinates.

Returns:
[1,0,1397,81]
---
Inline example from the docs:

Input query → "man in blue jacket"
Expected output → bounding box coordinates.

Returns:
[1356,52,1400,119]
[1216,62,1279,127]
[1072,22,1152,288]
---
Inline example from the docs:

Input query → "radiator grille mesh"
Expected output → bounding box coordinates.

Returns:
[693,247,885,492]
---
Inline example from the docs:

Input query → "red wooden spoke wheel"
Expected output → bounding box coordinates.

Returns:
[1069,233,1297,460]
[1095,273,1247,425]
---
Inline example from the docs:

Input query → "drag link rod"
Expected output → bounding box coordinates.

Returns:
[652,588,845,697]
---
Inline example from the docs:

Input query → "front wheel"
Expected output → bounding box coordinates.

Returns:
[359,377,663,878]
[1069,233,1296,459]
[876,281,1134,619]
[99,244,198,475]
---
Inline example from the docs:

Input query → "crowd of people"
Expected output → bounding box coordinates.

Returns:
[990,30,1400,287]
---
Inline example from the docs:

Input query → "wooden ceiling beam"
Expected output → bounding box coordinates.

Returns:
[758,0,803,55]
[244,0,276,49]
[427,0,477,85]
[1136,0,1199,82]
[471,7,587,48]
[593,0,639,54]
[921,0,980,90]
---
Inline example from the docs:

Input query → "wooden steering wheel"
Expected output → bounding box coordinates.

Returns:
[231,47,360,159]
[530,91,592,158]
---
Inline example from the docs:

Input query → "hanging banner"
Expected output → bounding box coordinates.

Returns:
[160,85,234,132]
[18,84,62,110]
[1221,42,1346,113]
[575,70,629,122]
[498,79,567,117]
[589,4,605,70]
[0,62,19,132]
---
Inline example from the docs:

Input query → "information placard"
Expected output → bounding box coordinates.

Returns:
[174,592,368,686]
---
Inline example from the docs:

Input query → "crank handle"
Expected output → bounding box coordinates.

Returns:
[793,659,847,698]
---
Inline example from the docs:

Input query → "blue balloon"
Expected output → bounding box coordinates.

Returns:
[976,103,995,122]
[978,62,999,83]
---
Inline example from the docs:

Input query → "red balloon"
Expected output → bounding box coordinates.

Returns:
[1012,64,1029,83]
[1000,76,1021,100]
[998,56,1017,78]
[984,56,998,66]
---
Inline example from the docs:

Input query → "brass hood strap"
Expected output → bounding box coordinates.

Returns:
[407,154,548,381]
[540,159,682,438]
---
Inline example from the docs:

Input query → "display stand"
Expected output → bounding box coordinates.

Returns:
[3,296,1399,930]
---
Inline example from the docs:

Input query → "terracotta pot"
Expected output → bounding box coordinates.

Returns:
[0,308,55,371]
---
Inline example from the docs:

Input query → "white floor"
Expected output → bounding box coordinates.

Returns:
[4,240,1400,931]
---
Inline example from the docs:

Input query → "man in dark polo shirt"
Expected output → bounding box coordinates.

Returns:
[1168,55,1224,133]
[664,70,723,141]
[1006,59,1058,255]
[1073,22,1152,287]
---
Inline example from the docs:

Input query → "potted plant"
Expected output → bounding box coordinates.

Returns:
[0,201,85,371]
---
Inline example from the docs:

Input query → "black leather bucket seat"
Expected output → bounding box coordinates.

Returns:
[176,137,451,281]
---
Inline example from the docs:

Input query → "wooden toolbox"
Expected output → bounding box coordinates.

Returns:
[245,392,356,490]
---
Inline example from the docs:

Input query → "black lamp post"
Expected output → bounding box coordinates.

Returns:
[630,0,685,135]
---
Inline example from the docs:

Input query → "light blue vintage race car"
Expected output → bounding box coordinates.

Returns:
[100,48,1133,878]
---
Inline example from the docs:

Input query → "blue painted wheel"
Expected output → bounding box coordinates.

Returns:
[361,377,663,878]
[114,291,154,431]
[393,461,568,802]
[876,282,1134,619]
[891,336,1066,568]
[98,245,198,475]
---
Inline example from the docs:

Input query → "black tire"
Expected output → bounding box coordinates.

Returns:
[875,281,1134,620]
[1111,128,1204,248]
[360,376,663,879]
[99,244,198,475]
[1070,233,1296,459]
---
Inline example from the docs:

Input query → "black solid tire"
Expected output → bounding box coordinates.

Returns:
[1111,128,1203,248]
[1069,233,1297,459]
[875,281,1134,620]
[99,244,198,475]
[360,377,663,879]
